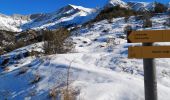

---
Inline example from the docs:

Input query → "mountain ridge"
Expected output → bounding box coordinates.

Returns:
[0,1,169,32]
[0,4,97,32]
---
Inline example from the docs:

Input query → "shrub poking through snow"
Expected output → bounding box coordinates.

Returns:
[49,88,60,100]
[30,74,42,84]
[4,67,10,72]
[62,88,77,100]
[124,25,132,35]
[48,60,77,100]
[142,12,152,28]
[49,87,78,100]
[16,67,29,76]
[29,50,43,57]
[124,16,129,23]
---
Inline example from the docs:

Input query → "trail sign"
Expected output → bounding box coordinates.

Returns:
[126,29,170,100]
[128,46,170,58]
[127,30,170,43]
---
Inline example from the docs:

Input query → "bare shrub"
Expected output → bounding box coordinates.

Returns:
[124,25,132,35]
[62,88,77,100]
[91,5,137,23]
[124,16,129,23]
[4,41,25,53]
[43,28,73,55]
[142,12,152,28]
[4,67,10,72]
[16,67,29,76]
[49,87,78,100]
[49,88,60,100]
[29,50,43,57]
[30,74,42,84]
[154,2,168,13]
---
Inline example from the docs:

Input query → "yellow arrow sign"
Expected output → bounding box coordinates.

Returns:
[127,30,170,43]
[128,46,170,58]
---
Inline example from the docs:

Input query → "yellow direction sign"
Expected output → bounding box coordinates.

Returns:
[128,46,170,58]
[127,30,170,43]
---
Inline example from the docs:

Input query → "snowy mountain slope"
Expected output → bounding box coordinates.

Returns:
[105,0,128,8]
[0,5,97,32]
[0,14,170,100]
[0,14,29,32]
[127,1,155,11]
[22,4,97,30]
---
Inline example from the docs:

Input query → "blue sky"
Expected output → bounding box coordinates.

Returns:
[0,0,169,15]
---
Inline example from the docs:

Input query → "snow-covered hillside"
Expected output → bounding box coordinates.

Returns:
[1,0,170,100]
[127,1,155,12]
[0,14,170,100]
[0,5,97,32]
[0,14,29,32]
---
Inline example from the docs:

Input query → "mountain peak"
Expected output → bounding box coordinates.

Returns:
[67,4,94,12]
[105,0,128,8]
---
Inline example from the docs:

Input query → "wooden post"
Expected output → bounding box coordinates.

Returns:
[143,43,157,100]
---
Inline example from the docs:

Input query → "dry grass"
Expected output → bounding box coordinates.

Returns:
[49,87,79,100]
[49,88,59,100]
[4,67,10,72]
[62,88,78,100]
[49,60,79,100]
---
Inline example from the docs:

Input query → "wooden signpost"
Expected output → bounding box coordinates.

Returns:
[128,46,170,58]
[128,30,170,43]
[127,29,170,100]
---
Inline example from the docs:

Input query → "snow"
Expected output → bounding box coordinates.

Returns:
[1,14,170,100]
